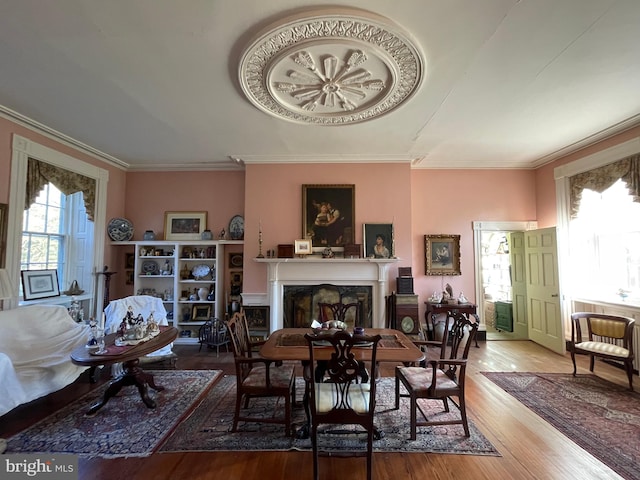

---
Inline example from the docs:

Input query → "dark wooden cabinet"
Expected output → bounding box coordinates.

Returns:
[386,293,419,334]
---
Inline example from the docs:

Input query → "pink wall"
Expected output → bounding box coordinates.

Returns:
[411,169,537,318]
[243,163,414,294]
[124,170,245,239]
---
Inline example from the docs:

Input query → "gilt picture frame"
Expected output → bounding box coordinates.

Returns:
[302,184,355,252]
[164,211,207,241]
[424,234,461,275]
[191,304,211,321]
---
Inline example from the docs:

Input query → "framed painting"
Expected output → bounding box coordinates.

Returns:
[125,252,135,269]
[363,223,393,259]
[191,304,211,321]
[21,269,60,300]
[424,234,461,275]
[302,184,355,252]
[164,211,207,240]
[244,305,269,329]
[228,252,244,269]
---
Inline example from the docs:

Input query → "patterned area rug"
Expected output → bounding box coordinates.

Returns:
[5,370,222,459]
[159,375,499,456]
[482,372,640,480]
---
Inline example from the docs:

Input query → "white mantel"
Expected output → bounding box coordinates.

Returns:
[254,257,399,331]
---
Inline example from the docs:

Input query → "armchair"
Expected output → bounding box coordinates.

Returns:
[569,312,635,390]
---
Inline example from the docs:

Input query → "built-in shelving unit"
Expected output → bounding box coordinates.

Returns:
[112,240,242,344]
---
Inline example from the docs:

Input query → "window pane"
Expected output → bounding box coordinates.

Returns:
[28,235,50,264]
[46,206,62,234]
[26,204,46,232]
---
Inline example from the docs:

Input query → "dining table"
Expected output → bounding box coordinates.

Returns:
[259,327,425,439]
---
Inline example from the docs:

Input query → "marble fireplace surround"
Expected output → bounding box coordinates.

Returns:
[253,258,398,332]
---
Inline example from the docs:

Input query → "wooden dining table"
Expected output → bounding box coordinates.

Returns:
[260,327,425,438]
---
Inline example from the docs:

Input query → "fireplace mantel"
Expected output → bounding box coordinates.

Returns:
[254,257,399,331]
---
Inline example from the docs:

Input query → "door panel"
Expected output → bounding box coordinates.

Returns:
[509,232,528,338]
[526,227,564,354]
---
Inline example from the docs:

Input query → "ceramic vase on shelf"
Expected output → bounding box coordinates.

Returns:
[201,229,213,240]
[198,287,208,301]
[143,230,155,240]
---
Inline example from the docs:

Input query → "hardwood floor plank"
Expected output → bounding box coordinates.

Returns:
[1,340,630,479]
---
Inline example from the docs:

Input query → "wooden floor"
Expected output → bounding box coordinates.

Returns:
[0,340,629,480]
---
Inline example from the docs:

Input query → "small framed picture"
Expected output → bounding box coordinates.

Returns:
[21,269,60,300]
[125,270,134,285]
[294,239,312,255]
[424,234,461,275]
[191,304,212,321]
[229,253,244,269]
[125,253,135,269]
[164,211,207,241]
[363,223,393,259]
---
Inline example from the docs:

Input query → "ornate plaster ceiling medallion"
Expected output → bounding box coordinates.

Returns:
[239,8,424,125]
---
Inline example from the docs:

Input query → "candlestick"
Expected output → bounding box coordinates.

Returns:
[257,221,264,258]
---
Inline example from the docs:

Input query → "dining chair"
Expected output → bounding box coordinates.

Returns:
[304,330,382,480]
[227,311,296,436]
[395,311,479,439]
[317,301,361,327]
[569,312,635,390]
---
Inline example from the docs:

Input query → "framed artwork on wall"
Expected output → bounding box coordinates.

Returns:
[164,211,207,240]
[302,184,355,252]
[21,269,60,300]
[363,223,393,259]
[424,234,461,275]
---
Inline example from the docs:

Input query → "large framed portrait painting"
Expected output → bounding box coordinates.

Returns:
[302,184,355,252]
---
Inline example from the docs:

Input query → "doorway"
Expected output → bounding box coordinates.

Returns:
[473,221,537,341]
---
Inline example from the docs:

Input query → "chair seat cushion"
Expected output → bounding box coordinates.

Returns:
[575,341,630,358]
[243,364,295,389]
[314,382,371,413]
[397,366,458,392]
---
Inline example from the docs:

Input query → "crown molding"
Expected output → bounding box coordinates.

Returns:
[235,154,416,164]
[0,105,129,171]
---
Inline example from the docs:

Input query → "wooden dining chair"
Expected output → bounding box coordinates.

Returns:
[318,301,361,327]
[227,311,296,436]
[304,330,382,480]
[395,311,479,439]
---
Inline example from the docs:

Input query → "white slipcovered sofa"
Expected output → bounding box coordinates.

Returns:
[0,305,91,417]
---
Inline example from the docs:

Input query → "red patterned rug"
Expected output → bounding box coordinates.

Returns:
[159,375,499,456]
[4,370,222,458]
[482,372,640,480]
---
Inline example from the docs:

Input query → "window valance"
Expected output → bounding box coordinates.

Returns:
[25,158,96,221]
[569,154,640,218]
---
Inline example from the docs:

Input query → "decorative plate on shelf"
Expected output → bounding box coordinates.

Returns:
[229,215,244,240]
[191,264,211,280]
[141,260,159,275]
[107,217,134,242]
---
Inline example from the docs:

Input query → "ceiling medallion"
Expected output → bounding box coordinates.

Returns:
[239,7,424,125]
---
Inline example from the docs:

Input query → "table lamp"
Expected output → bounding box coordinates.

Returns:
[0,268,15,310]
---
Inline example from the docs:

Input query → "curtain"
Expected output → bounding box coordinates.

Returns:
[25,158,96,221]
[569,154,640,218]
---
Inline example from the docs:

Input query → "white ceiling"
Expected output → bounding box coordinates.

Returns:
[0,0,639,171]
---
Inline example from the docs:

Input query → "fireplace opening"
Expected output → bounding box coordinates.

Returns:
[283,284,372,329]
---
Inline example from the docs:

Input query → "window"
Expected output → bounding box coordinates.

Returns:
[21,184,94,299]
[568,179,640,302]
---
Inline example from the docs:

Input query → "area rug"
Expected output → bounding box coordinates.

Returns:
[5,370,222,459]
[482,372,640,480]
[159,375,499,456]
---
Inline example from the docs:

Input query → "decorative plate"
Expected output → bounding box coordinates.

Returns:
[141,260,159,275]
[229,215,244,240]
[191,264,211,280]
[107,217,134,242]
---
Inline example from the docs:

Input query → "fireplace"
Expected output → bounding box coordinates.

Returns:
[254,257,398,331]
[283,284,372,328]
